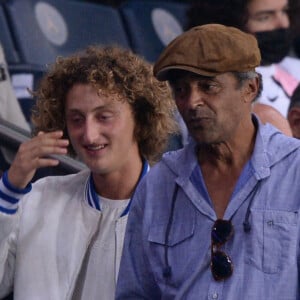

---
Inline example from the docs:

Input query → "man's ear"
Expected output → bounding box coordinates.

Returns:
[243,77,260,103]
[287,107,300,139]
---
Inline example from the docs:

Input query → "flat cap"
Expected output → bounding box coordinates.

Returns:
[153,24,261,81]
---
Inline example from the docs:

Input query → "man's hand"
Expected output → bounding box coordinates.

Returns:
[7,131,69,189]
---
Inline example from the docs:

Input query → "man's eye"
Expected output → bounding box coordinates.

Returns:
[175,87,184,93]
[198,82,219,93]
[97,114,113,121]
[173,86,186,95]
[253,14,271,22]
[69,116,83,124]
[282,8,289,17]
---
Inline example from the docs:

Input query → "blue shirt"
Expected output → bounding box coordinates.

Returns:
[116,119,300,300]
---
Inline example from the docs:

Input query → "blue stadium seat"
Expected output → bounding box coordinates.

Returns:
[3,0,131,67]
[1,0,131,124]
[120,0,189,62]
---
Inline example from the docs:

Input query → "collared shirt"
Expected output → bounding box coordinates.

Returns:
[116,117,300,300]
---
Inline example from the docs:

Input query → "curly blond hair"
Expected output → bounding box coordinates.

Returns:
[31,46,178,164]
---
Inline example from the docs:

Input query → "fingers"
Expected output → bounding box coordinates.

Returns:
[18,131,69,165]
[29,131,69,158]
[8,131,69,189]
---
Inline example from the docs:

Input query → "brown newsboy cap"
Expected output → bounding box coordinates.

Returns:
[153,23,261,81]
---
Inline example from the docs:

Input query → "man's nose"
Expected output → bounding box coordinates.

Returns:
[83,118,98,143]
[186,85,205,109]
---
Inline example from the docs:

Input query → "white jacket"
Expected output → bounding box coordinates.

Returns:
[0,170,128,300]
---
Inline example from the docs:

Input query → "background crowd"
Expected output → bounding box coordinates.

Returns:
[0,0,300,299]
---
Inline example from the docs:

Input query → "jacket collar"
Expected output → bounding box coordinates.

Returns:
[85,159,150,216]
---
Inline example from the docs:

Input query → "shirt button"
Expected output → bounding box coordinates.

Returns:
[212,292,218,299]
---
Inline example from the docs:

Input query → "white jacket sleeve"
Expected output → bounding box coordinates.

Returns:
[0,172,30,297]
[0,211,19,297]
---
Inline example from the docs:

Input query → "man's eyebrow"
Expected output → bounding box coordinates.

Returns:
[250,4,289,17]
[251,10,276,17]
[66,106,111,116]
[170,75,215,84]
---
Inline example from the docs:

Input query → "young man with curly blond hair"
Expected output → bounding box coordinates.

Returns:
[0,46,178,300]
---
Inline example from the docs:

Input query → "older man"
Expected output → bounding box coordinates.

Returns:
[186,0,300,118]
[116,24,300,299]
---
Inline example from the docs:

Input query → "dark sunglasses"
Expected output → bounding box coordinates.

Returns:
[211,219,234,281]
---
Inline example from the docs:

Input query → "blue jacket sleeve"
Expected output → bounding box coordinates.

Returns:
[0,171,31,214]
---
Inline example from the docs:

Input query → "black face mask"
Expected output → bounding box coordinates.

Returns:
[255,28,292,65]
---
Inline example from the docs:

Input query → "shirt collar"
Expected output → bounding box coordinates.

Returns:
[85,160,150,216]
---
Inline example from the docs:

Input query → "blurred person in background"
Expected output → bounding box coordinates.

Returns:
[288,83,300,138]
[252,102,293,136]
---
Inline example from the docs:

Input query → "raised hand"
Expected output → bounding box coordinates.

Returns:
[7,131,69,189]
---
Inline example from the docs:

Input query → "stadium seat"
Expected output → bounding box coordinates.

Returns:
[2,0,131,67]
[0,5,19,64]
[120,0,189,62]
[0,3,44,124]
[1,0,131,124]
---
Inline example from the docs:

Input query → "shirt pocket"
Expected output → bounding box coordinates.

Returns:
[245,209,298,274]
[148,217,195,247]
